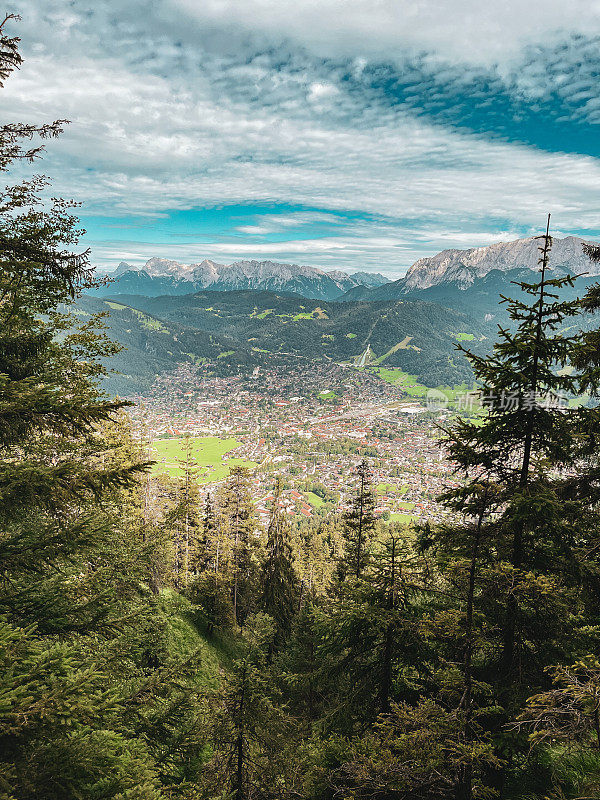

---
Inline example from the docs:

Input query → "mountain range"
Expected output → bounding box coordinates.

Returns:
[95,258,390,301]
[84,235,600,394]
[341,235,599,300]
[96,236,600,310]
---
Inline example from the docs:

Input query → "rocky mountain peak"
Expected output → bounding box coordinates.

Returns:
[402,235,600,291]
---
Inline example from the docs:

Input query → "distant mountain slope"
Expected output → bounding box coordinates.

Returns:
[402,235,598,291]
[103,289,486,388]
[93,258,390,300]
[71,295,255,395]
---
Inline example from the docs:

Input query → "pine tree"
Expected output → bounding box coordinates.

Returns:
[0,19,209,796]
[426,216,600,796]
[261,477,299,650]
[206,614,292,800]
[297,519,337,598]
[168,430,201,587]
[219,465,258,629]
[341,459,376,580]
[191,491,235,634]
[322,522,429,732]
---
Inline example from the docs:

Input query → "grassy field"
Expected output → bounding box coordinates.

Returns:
[388,512,418,524]
[317,390,338,401]
[151,436,257,484]
[377,482,408,495]
[372,367,431,397]
[306,491,324,507]
[372,367,476,408]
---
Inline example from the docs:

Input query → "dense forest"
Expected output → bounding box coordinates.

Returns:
[5,17,600,800]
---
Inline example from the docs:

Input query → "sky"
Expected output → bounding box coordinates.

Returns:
[4,1,600,276]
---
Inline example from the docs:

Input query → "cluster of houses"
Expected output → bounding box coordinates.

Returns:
[128,361,455,525]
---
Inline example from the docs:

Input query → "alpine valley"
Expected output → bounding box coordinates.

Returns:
[80,235,599,395]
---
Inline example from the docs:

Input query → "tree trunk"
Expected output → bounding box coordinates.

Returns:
[234,666,247,800]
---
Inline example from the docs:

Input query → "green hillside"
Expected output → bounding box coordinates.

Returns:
[96,290,486,389]
[71,295,257,394]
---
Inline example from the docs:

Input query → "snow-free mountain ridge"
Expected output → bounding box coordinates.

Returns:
[402,235,600,291]
[106,258,389,300]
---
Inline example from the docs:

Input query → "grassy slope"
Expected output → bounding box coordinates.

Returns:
[160,591,229,687]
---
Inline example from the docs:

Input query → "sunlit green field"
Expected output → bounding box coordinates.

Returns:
[373,367,430,397]
[372,367,472,404]
[376,482,409,495]
[151,436,257,484]
[388,512,418,523]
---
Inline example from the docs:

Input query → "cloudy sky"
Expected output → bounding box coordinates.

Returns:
[5,1,600,276]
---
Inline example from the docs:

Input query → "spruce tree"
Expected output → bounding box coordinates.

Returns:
[0,19,209,796]
[341,459,376,580]
[261,477,299,650]
[219,465,258,629]
[168,431,201,587]
[427,217,599,796]
[206,614,292,800]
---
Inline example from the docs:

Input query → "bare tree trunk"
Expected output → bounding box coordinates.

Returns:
[456,485,488,800]
[234,666,247,800]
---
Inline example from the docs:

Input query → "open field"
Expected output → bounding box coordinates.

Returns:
[388,512,419,524]
[370,367,431,397]
[372,367,473,403]
[306,492,324,507]
[377,482,409,495]
[151,436,257,484]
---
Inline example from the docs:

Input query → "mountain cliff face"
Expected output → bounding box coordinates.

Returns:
[339,235,600,304]
[401,235,599,291]
[104,258,389,300]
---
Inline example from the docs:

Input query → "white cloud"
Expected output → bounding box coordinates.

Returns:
[169,0,600,69]
[2,1,600,273]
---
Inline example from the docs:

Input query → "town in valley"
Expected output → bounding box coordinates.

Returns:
[128,360,461,527]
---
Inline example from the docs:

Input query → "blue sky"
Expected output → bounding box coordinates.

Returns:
[5,1,600,276]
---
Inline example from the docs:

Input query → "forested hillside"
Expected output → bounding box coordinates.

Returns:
[90,289,484,389]
[72,294,257,394]
[5,18,600,800]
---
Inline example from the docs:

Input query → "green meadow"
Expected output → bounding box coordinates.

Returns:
[151,436,257,484]
[306,491,324,507]
[388,512,419,523]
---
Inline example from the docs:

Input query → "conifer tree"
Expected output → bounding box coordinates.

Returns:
[341,458,376,580]
[322,522,429,732]
[298,519,337,598]
[190,490,236,634]
[0,19,210,796]
[219,465,258,629]
[168,430,201,586]
[261,477,299,650]
[427,216,599,795]
[197,491,218,572]
[207,614,292,800]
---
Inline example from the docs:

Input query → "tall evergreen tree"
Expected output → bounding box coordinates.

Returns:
[168,431,201,587]
[426,217,600,796]
[0,19,209,796]
[261,477,299,650]
[341,459,376,580]
[219,466,258,629]
[206,614,292,800]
